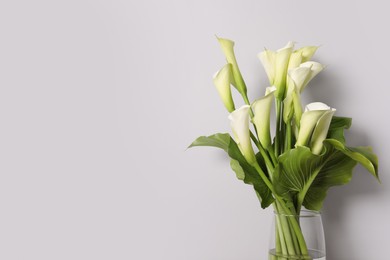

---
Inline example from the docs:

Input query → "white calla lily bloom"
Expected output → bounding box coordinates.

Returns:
[284,60,324,125]
[252,86,276,148]
[287,61,325,93]
[213,64,235,112]
[228,105,257,164]
[217,37,247,95]
[287,51,303,71]
[288,46,319,72]
[258,42,294,99]
[296,46,319,63]
[296,102,336,154]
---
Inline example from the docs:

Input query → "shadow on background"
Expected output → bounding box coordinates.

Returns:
[322,133,381,260]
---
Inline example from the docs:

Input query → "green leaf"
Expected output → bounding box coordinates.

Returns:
[273,147,322,204]
[228,138,274,208]
[329,116,352,129]
[324,139,379,180]
[230,159,245,180]
[327,116,352,144]
[273,144,357,211]
[303,147,357,210]
[303,187,327,211]
[303,139,379,211]
[188,133,231,152]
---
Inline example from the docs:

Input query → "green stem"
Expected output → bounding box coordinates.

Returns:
[288,217,301,255]
[276,201,296,255]
[268,146,278,165]
[252,166,309,257]
[250,132,275,180]
[275,223,281,254]
[280,105,285,154]
[284,121,292,152]
[277,202,309,256]
[275,100,282,157]
[242,94,250,105]
[273,204,287,257]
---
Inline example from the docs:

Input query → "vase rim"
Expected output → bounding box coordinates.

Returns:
[273,209,321,217]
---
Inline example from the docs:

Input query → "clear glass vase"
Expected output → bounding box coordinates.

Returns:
[268,210,326,260]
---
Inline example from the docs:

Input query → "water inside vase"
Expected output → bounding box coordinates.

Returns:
[268,249,325,260]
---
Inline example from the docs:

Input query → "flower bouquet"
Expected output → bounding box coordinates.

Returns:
[189,37,379,260]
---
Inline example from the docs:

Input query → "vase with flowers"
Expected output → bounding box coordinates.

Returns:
[189,37,379,260]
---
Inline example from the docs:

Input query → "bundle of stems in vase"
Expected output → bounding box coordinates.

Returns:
[189,37,379,259]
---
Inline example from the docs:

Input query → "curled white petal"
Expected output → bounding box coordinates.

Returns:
[287,66,312,93]
[278,41,295,51]
[273,42,294,98]
[265,85,277,95]
[217,37,247,95]
[287,62,325,93]
[296,102,336,151]
[305,102,332,111]
[228,105,256,164]
[288,51,303,70]
[258,42,294,99]
[310,109,336,154]
[296,46,319,63]
[258,49,276,85]
[213,64,235,112]
[252,87,276,148]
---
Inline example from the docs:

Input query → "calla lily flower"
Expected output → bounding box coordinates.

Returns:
[217,37,247,95]
[299,46,319,62]
[258,42,294,100]
[296,102,336,154]
[252,86,276,148]
[228,105,257,164]
[310,108,336,155]
[283,84,302,124]
[213,64,235,112]
[284,61,324,125]
[287,51,303,71]
[289,46,319,69]
[287,61,325,94]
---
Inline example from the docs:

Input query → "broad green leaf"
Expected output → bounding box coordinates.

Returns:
[188,133,231,152]
[228,138,274,208]
[303,139,379,211]
[303,187,327,211]
[273,144,357,211]
[273,147,322,203]
[325,139,379,180]
[303,147,357,210]
[327,116,352,144]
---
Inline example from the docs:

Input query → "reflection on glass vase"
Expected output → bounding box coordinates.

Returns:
[268,210,326,260]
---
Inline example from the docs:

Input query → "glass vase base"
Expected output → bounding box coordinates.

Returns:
[269,249,325,260]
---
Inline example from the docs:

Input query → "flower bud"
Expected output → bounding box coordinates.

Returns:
[258,42,294,100]
[252,86,276,148]
[213,64,235,112]
[228,105,256,164]
[296,102,336,154]
[217,37,247,95]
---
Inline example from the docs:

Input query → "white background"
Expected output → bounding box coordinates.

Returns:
[0,1,388,259]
